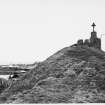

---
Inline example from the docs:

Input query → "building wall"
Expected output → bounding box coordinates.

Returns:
[76,31,101,50]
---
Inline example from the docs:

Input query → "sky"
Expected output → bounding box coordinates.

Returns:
[0,0,105,64]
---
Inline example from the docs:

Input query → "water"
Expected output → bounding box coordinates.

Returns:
[0,71,26,80]
[0,75,10,80]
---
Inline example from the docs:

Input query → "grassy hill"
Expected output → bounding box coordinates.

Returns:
[0,45,105,103]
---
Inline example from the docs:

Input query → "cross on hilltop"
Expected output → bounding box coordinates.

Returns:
[91,22,96,32]
[74,22,101,50]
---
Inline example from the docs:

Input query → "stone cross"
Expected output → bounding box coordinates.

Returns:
[91,22,96,32]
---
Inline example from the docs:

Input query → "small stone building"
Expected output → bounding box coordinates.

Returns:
[76,23,101,50]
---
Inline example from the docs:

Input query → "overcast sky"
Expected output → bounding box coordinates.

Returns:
[0,0,105,64]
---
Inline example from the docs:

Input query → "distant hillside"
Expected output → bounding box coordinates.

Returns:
[1,45,105,103]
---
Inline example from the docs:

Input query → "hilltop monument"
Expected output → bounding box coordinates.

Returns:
[77,22,101,50]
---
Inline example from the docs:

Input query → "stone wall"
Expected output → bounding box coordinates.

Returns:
[76,31,101,50]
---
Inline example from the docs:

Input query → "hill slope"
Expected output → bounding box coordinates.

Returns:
[1,45,105,103]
